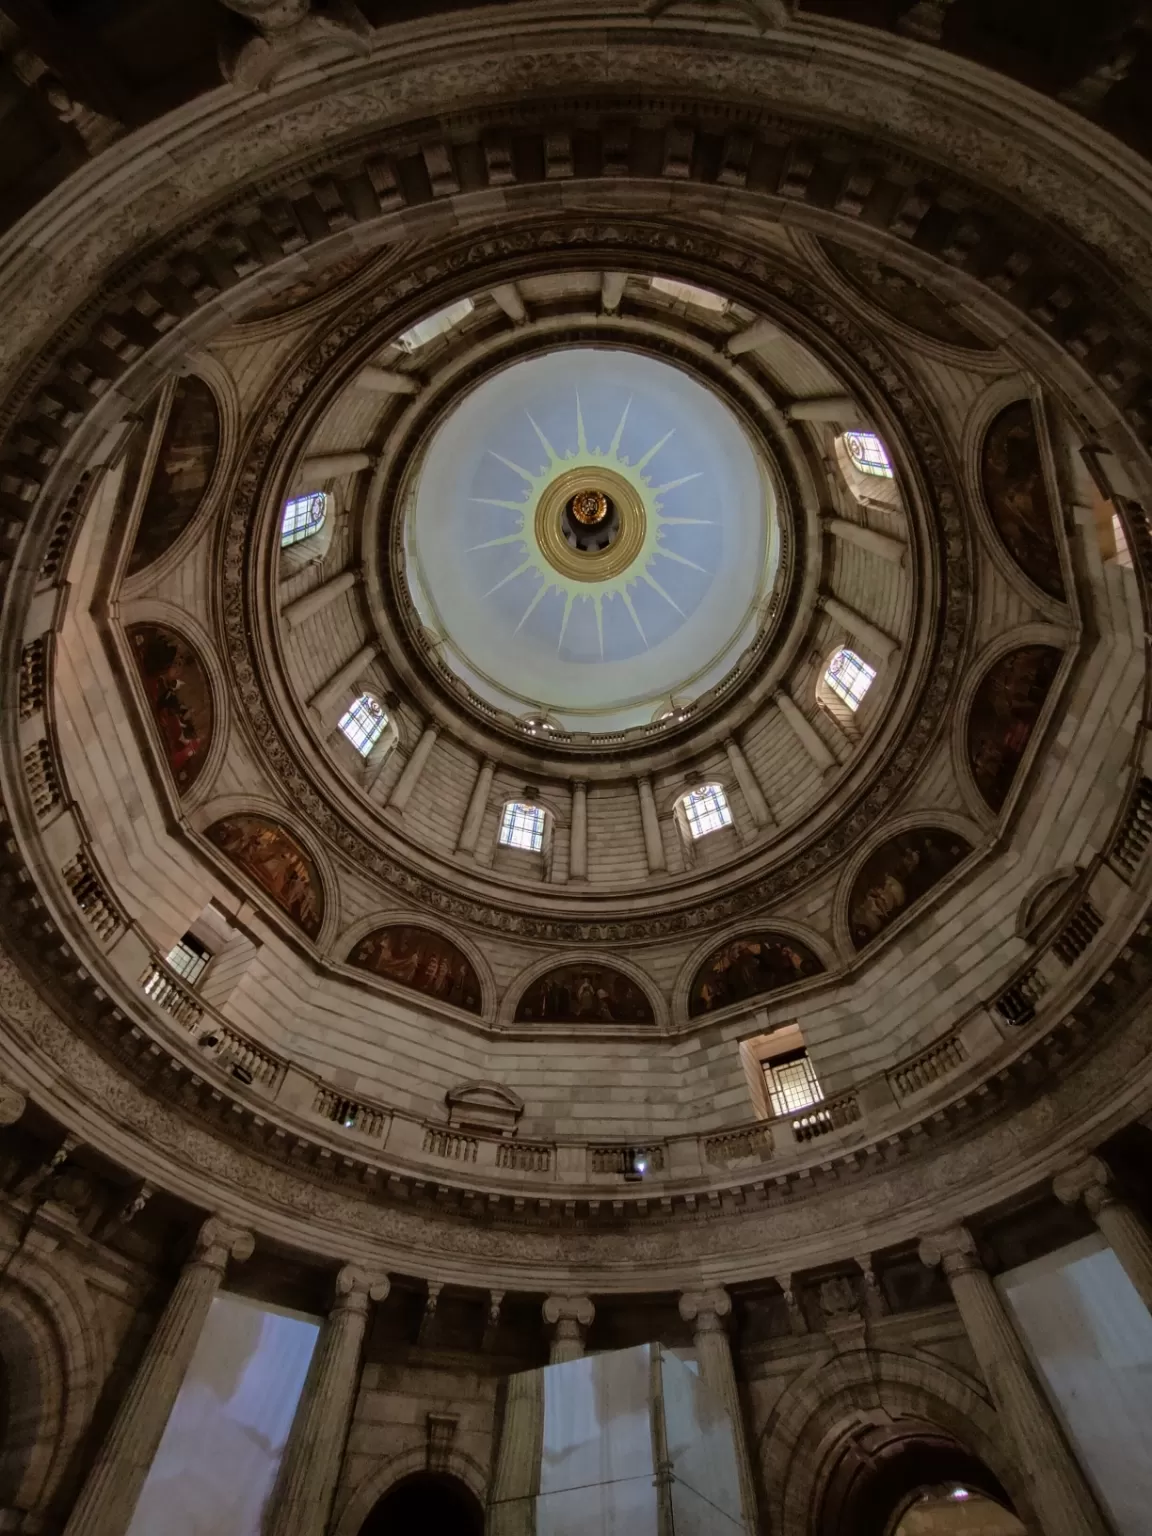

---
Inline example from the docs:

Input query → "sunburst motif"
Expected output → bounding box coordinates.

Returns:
[466,394,712,658]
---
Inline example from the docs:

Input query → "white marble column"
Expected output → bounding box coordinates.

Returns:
[264,1265,389,1536]
[774,688,836,773]
[570,781,589,881]
[308,644,378,718]
[282,569,357,629]
[1054,1155,1152,1311]
[678,1288,758,1532]
[820,593,898,662]
[636,776,666,874]
[725,738,771,827]
[63,1217,254,1536]
[388,723,439,813]
[298,451,372,483]
[821,513,906,565]
[542,1295,594,1363]
[456,757,496,856]
[919,1226,1110,1536]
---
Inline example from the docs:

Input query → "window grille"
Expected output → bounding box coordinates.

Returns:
[844,430,894,478]
[280,491,327,548]
[824,647,876,711]
[682,783,733,840]
[499,800,546,853]
[164,933,212,986]
[398,298,475,352]
[763,1049,824,1117]
[338,693,387,756]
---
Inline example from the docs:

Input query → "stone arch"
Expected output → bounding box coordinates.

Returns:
[756,1346,1030,1536]
[503,951,662,1028]
[332,1443,488,1536]
[193,797,335,948]
[121,613,222,804]
[337,908,496,1020]
[0,1240,104,1521]
[673,921,832,1022]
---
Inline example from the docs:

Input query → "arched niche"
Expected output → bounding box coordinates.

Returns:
[126,622,215,794]
[125,374,222,577]
[845,826,973,952]
[355,1471,484,1536]
[965,644,1063,813]
[347,924,483,1016]
[979,399,1066,603]
[512,962,656,1025]
[686,932,825,1019]
[205,813,325,939]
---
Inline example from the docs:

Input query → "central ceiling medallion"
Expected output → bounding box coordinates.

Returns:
[535,465,646,582]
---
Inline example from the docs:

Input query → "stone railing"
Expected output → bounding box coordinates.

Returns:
[62,850,123,942]
[496,1140,553,1172]
[702,1124,773,1165]
[1109,774,1152,877]
[142,960,205,1031]
[588,1144,667,1176]
[992,967,1048,1027]
[314,1087,388,1138]
[889,1032,967,1099]
[423,1127,478,1163]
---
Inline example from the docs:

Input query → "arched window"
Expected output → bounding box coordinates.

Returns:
[280,491,328,547]
[681,783,732,840]
[338,693,388,756]
[499,800,547,853]
[824,647,876,711]
[843,430,893,478]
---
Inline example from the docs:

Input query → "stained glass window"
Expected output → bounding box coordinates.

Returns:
[682,783,733,840]
[338,693,387,756]
[825,647,876,711]
[280,491,327,547]
[844,430,894,478]
[763,1049,824,1117]
[499,800,546,853]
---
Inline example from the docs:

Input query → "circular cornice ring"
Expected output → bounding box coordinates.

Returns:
[533,465,646,584]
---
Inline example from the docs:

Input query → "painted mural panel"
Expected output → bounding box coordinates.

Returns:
[967,645,1062,812]
[128,623,214,793]
[980,400,1066,601]
[848,829,972,950]
[688,934,824,1018]
[206,816,322,938]
[514,965,655,1025]
[127,376,220,576]
[823,242,990,351]
[350,926,482,1015]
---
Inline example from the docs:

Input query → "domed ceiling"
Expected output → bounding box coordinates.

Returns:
[404,347,777,731]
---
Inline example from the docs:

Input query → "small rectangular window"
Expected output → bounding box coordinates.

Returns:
[499,801,546,853]
[763,1048,824,1117]
[165,933,212,985]
[683,783,733,840]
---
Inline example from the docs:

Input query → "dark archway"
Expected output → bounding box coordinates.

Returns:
[356,1472,484,1536]
[818,1418,1021,1536]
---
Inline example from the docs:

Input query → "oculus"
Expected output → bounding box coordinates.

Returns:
[128,623,214,792]
[127,376,220,576]
[848,828,972,950]
[349,925,482,1014]
[514,964,655,1024]
[981,400,1066,601]
[570,489,610,526]
[688,933,825,1017]
[967,645,1062,811]
[206,815,323,938]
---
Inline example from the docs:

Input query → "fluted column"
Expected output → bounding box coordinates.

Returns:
[542,1295,594,1363]
[457,757,496,856]
[919,1226,1109,1536]
[488,1366,544,1536]
[636,776,666,874]
[308,644,378,718]
[774,688,836,773]
[570,781,588,881]
[1054,1155,1152,1311]
[785,394,864,426]
[264,1265,389,1536]
[299,451,372,483]
[64,1217,254,1536]
[282,569,357,629]
[389,724,439,813]
[725,738,771,828]
[820,593,899,662]
[821,512,906,565]
[678,1289,758,1533]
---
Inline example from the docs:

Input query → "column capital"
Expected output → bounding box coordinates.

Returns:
[918,1224,982,1278]
[678,1286,732,1332]
[192,1216,255,1272]
[1053,1155,1115,1218]
[542,1293,594,1329]
[333,1263,390,1316]
[0,1079,27,1126]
